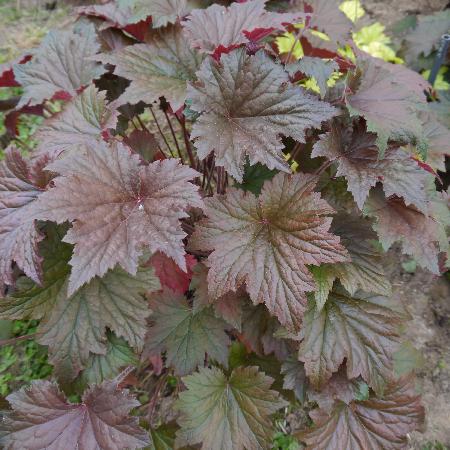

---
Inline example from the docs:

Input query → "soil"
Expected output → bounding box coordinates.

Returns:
[389,257,450,448]
[359,2,450,447]
[362,0,448,25]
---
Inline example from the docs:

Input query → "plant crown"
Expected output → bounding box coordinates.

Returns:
[0,0,449,449]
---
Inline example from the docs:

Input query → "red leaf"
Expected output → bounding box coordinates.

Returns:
[0,54,31,88]
[123,16,153,41]
[211,44,241,61]
[242,27,275,42]
[146,251,197,294]
[4,105,44,137]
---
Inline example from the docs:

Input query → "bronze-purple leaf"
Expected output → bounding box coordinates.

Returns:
[33,140,202,295]
[299,375,424,450]
[0,147,54,289]
[298,285,403,395]
[312,120,431,212]
[183,0,304,53]
[0,379,150,450]
[187,48,336,181]
[190,172,348,331]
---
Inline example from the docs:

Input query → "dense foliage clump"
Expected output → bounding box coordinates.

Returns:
[0,0,449,449]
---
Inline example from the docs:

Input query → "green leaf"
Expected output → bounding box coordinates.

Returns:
[309,266,335,311]
[145,289,230,375]
[98,24,202,111]
[0,226,160,381]
[75,331,138,389]
[148,423,177,450]
[234,162,278,195]
[339,0,365,22]
[175,366,288,449]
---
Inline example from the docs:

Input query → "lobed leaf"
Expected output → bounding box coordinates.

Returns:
[33,140,202,294]
[146,251,197,294]
[0,225,160,379]
[0,379,149,450]
[191,262,244,331]
[75,331,138,388]
[364,187,444,274]
[287,56,339,98]
[145,289,230,375]
[183,0,304,54]
[346,54,428,155]
[190,172,348,331]
[312,120,430,212]
[298,286,402,395]
[175,366,288,449]
[290,0,353,49]
[281,357,307,403]
[188,48,336,181]
[34,84,118,156]
[299,376,424,450]
[13,23,105,108]
[0,147,54,289]
[403,10,450,64]
[98,24,203,111]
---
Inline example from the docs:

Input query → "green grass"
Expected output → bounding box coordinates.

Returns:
[0,320,52,396]
[422,441,449,450]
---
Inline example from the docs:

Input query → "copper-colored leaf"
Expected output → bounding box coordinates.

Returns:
[13,23,105,108]
[34,140,202,294]
[183,0,304,53]
[298,286,402,394]
[187,48,336,181]
[35,84,118,156]
[98,25,202,110]
[364,187,444,274]
[190,172,348,331]
[312,120,430,212]
[0,147,54,288]
[0,379,149,450]
[300,376,424,450]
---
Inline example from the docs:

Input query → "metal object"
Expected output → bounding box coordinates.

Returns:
[428,33,450,87]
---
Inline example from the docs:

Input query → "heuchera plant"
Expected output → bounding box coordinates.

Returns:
[0,0,448,449]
